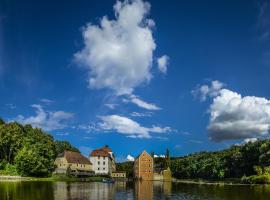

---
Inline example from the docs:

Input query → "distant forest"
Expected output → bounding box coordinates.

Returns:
[170,140,270,181]
[0,118,78,177]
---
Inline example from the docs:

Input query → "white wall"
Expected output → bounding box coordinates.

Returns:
[90,156,110,175]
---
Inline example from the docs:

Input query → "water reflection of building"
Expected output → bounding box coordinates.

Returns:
[134,181,172,200]
[53,182,117,200]
[135,181,153,200]
[153,181,172,198]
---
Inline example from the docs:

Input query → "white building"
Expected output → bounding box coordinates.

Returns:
[89,145,116,175]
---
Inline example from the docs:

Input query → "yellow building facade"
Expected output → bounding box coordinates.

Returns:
[54,151,94,176]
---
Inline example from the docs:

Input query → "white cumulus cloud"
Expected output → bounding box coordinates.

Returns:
[126,154,135,161]
[75,0,158,95]
[243,138,258,144]
[192,80,224,101]
[154,154,165,158]
[14,104,74,131]
[129,95,161,110]
[98,114,171,138]
[208,89,270,141]
[157,55,169,74]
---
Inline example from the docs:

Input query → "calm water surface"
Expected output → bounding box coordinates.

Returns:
[0,181,270,200]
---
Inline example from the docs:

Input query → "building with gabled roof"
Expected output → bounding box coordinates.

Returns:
[89,145,116,175]
[133,150,153,180]
[54,150,94,176]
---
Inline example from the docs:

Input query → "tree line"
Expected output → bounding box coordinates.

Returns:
[170,139,270,181]
[0,118,78,177]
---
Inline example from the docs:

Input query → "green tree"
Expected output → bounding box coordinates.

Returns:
[0,122,25,162]
[14,127,56,176]
[116,161,134,178]
[0,118,5,125]
[54,141,79,156]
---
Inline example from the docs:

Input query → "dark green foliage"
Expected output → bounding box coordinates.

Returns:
[0,122,25,163]
[154,157,169,170]
[0,118,5,125]
[116,161,134,178]
[1,163,18,176]
[15,128,55,177]
[171,140,270,180]
[54,141,79,156]
[0,119,78,177]
[241,174,270,184]
[171,151,225,179]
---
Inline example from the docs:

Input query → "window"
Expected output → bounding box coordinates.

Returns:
[98,156,100,159]
[103,161,105,165]
[98,161,100,165]
[103,157,105,160]
[103,168,105,170]
[98,168,100,170]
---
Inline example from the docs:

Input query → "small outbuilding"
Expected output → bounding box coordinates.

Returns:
[111,171,126,179]
[153,167,172,181]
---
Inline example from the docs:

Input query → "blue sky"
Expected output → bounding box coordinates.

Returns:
[1,0,270,161]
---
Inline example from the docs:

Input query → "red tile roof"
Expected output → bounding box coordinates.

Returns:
[59,151,92,165]
[90,145,113,157]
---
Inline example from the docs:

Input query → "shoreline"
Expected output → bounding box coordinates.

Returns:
[1,175,270,186]
[173,178,270,186]
[0,175,104,182]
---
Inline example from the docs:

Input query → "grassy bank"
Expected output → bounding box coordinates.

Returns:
[241,175,270,184]
[174,176,270,185]
[0,174,105,182]
[173,178,244,185]
[36,174,105,182]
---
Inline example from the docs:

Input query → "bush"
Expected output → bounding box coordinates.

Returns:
[0,161,7,170]
[254,166,263,175]
[0,163,19,176]
[241,174,270,184]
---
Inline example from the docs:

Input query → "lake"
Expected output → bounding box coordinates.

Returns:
[0,181,270,200]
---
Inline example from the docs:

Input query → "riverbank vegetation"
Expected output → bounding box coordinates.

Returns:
[30,174,105,182]
[0,119,78,177]
[170,140,270,184]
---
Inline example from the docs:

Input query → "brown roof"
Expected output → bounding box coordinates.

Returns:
[60,151,92,165]
[90,149,110,157]
[90,145,113,157]
[101,146,112,153]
